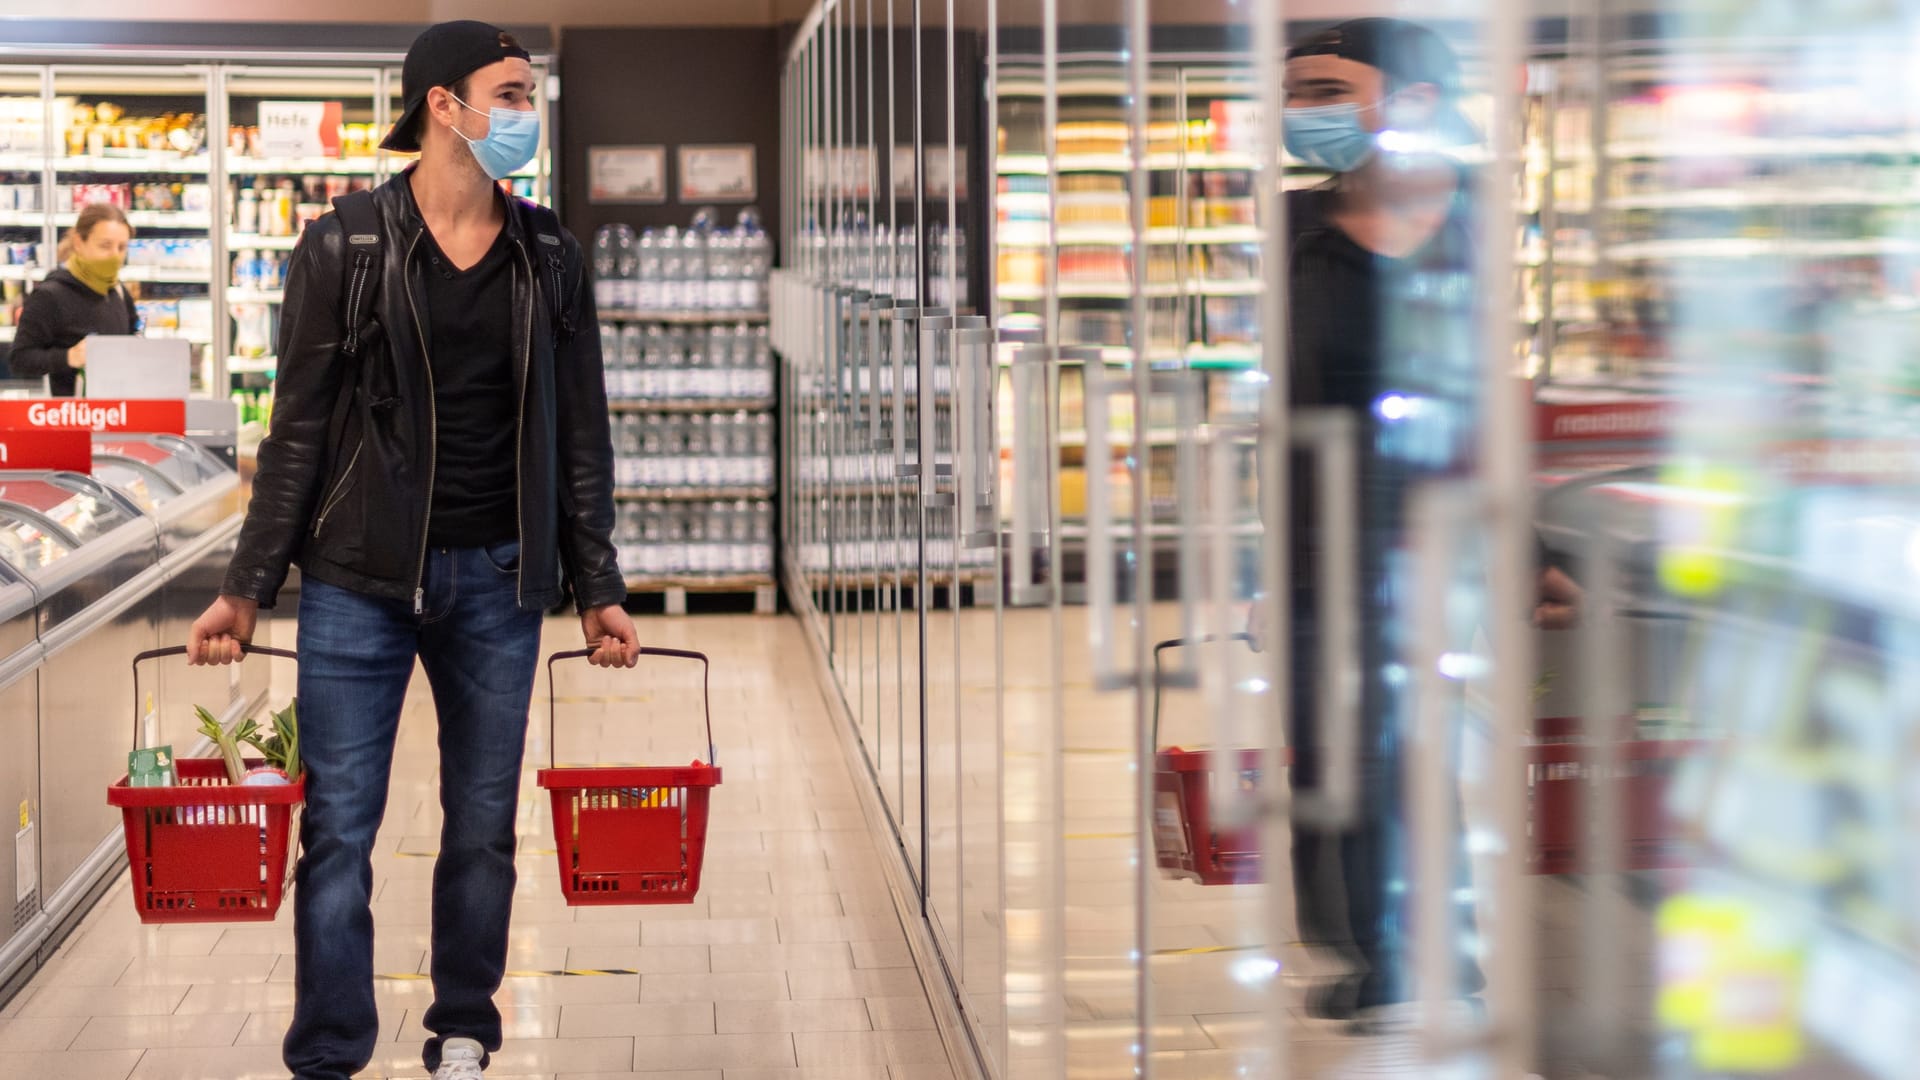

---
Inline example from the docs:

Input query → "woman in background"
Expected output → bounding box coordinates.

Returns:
[10,203,139,397]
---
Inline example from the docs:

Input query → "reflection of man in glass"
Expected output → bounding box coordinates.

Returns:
[1278,17,1487,1035]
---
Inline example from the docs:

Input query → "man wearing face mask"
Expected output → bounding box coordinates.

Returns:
[1275,17,1491,1044]
[187,21,637,1080]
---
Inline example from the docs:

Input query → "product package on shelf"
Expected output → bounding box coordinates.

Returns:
[592,207,772,316]
[600,321,775,404]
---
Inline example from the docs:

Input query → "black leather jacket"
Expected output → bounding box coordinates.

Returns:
[222,170,625,614]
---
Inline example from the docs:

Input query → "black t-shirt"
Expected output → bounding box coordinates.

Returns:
[421,225,519,547]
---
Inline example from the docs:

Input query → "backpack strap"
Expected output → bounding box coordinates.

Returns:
[330,191,383,358]
[520,200,578,345]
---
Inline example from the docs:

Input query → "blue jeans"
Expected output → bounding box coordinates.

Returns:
[284,540,542,1080]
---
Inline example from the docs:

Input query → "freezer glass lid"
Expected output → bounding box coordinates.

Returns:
[0,508,75,571]
[97,437,224,486]
[0,478,137,543]
[89,460,183,512]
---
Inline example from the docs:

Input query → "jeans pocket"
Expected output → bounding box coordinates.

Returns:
[482,538,521,575]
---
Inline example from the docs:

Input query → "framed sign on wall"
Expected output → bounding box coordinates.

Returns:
[588,145,667,204]
[678,143,756,203]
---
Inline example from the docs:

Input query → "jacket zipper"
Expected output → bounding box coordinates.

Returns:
[404,228,436,615]
[313,441,364,537]
[511,240,534,611]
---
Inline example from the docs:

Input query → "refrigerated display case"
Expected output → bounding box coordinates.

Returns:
[0,435,255,999]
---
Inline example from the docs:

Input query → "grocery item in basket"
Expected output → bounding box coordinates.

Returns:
[195,706,259,785]
[127,745,177,788]
[243,699,301,783]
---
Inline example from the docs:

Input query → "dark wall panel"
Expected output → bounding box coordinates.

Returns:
[558,26,783,252]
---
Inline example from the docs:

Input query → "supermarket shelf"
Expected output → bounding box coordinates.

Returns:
[996,284,1047,302]
[1608,135,1920,159]
[1608,237,1920,261]
[998,151,1267,175]
[228,288,286,304]
[6,209,215,229]
[53,154,210,174]
[122,266,213,284]
[600,309,771,324]
[1145,151,1260,171]
[227,356,277,375]
[997,344,1258,369]
[1059,281,1132,299]
[801,568,992,588]
[608,397,777,413]
[228,233,301,251]
[1058,428,1178,448]
[998,224,1265,248]
[0,154,46,172]
[1056,153,1131,173]
[0,326,13,342]
[0,265,31,281]
[998,154,1047,176]
[615,486,774,502]
[227,156,381,175]
[1610,188,1920,210]
[1148,225,1263,245]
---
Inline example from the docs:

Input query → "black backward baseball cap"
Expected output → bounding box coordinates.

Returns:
[380,20,532,154]
[1288,18,1478,145]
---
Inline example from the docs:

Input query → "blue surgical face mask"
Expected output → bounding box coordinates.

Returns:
[1284,103,1377,173]
[449,92,541,181]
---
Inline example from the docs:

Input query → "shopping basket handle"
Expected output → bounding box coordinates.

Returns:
[546,646,716,769]
[1150,634,1251,749]
[131,644,299,752]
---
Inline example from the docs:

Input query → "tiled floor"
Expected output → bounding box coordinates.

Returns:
[0,615,955,1080]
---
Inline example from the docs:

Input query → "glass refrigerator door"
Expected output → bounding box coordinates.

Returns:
[219,67,381,408]
[48,66,214,392]
[0,66,47,344]
[383,64,552,205]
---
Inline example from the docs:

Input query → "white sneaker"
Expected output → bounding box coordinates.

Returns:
[431,1037,485,1080]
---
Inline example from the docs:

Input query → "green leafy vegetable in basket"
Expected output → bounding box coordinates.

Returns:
[244,699,301,783]
[195,706,259,785]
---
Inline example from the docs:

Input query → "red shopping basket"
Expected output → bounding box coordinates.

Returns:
[106,645,303,924]
[1149,635,1287,887]
[1526,715,1709,875]
[536,646,722,905]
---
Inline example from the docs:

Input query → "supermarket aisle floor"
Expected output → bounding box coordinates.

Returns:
[0,615,956,1080]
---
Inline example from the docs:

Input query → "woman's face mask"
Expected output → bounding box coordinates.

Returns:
[449,92,541,181]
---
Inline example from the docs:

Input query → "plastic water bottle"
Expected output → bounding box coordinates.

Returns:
[752,325,773,398]
[685,414,710,488]
[658,226,683,312]
[592,227,617,308]
[615,414,641,488]
[751,500,772,573]
[612,225,639,310]
[685,328,710,399]
[707,230,738,312]
[637,228,662,312]
[599,322,619,397]
[752,412,774,485]
[618,324,644,400]
[638,324,664,399]
[680,227,708,313]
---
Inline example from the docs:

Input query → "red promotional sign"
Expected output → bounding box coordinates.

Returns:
[0,399,186,434]
[0,429,92,473]
[1535,400,1671,444]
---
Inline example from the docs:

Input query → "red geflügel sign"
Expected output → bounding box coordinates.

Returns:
[0,399,187,434]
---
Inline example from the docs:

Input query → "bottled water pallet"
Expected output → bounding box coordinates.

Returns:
[624,574,778,616]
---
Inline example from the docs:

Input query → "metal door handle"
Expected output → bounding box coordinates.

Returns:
[1008,343,1063,607]
[1291,408,1360,827]
[1083,363,1135,690]
[955,325,999,549]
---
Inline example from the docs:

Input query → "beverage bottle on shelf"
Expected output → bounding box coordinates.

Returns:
[685,502,710,575]
[680,226,708,313]
[725,501,750,574]
[618,500,643,573]
[663,327,688,399]
[658,226,684,312]
[599,322,619,397]
[685,413,711,489]
[591,226,617,309]
[617,324,644,400]
[638,414,663,486]
[663,415,689,487]
[752,325,774,398]
[728,410,753,485]
[612,225,639,310]
[637,228,663,312]
[752,412,774,486]
[717,324,744,398]
[751,500,773,574]
[236,187,259,235]
[695,328,718,399]
[707,230,738,313]
[613,414,638,489]
[663,503,687,576]
[640,323,667,399]
[638,502,662,577]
